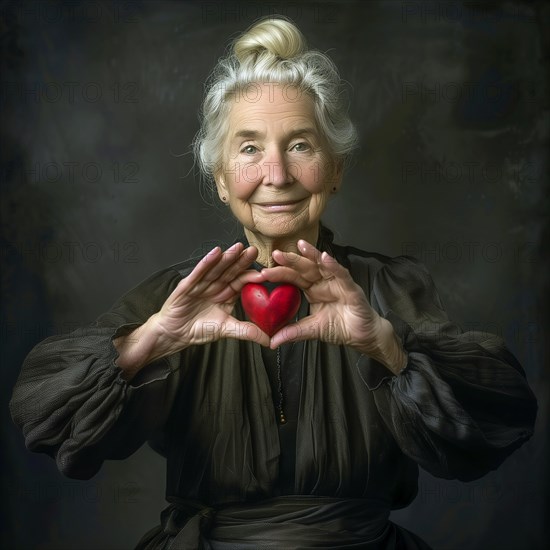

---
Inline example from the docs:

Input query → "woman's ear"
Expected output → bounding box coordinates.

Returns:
[215,174,229,203]
[331,159,344,193]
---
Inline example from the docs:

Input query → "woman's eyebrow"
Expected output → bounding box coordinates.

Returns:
[287,127,318,139]
[232,127,318,141]
[233,129,264,140]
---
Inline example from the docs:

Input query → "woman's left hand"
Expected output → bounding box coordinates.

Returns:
[258,240,407,374]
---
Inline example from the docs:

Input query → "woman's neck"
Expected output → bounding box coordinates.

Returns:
[244,224,320,267]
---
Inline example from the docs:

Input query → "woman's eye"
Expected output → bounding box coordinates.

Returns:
[241,145,258,155]
[292,142,310,152]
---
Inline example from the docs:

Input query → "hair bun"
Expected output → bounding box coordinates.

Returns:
[233,17,306,63]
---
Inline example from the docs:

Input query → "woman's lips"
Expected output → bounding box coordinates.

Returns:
[255,199,306,212]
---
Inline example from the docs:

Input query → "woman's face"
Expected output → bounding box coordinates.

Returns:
[215,83,342,242]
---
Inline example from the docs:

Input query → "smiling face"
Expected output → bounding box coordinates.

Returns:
[215,83,342,245]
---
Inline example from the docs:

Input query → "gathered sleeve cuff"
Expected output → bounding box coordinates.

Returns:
[9,267,185,479]
[357,256,537,481]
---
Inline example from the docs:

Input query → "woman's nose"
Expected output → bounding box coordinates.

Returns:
[261,148,291,187]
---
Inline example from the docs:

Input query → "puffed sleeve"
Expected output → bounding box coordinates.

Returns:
[357,256,537,481]
[9,266,185,480]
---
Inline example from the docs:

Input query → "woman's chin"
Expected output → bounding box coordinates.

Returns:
[248,219,311,242]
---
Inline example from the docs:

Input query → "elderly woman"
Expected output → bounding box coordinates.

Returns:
[10,17,536,550]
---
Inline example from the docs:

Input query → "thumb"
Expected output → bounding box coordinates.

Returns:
[221,318,270,347]
[269,316,327,348]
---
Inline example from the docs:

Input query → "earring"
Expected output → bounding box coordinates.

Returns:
[222,196,227,201]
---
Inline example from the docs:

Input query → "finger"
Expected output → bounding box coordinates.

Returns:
[213,270,265,302]
[193,247,260,300]
[271,249,309,266]
[169,244,250,303]
[188,243,254,298]
[258,265,312,288]
[293,244,352,284]
[170,246,223,298]
[269,315,337,348]
[296,239,323,263]
[317,250,357,287]
[233,268,266,288]
[297,240,343,274]
[272,245,344,284]
[221,318,270,347]
[200,242,246,284]
[270,250,320,283]
[216,246,259,285]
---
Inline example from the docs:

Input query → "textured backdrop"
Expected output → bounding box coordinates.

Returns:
[1,1,548,549]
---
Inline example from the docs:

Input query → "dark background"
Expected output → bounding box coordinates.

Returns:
[1,1,548,548]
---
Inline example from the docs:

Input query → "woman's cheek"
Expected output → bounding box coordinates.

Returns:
[306,194,323,215]
[305,159,329,191]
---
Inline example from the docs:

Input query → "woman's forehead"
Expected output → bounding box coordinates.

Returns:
[226,84,317,136]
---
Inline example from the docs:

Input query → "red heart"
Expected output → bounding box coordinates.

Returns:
[241,283,301,337]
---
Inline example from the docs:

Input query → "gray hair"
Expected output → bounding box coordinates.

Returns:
[193,16,358,194]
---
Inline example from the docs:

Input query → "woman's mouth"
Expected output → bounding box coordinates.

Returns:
[255,199,306,212]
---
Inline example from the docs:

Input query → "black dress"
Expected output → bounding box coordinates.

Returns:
[9,226,537,549]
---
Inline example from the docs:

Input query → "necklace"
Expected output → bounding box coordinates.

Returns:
[276,346,286,424]
[274,310,302,425]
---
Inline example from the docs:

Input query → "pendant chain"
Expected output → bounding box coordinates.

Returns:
[275,311,300,426]
[276,346,287,424]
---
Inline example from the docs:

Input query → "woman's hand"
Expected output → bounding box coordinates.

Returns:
[115,243,269,378]
[259,240,408,374]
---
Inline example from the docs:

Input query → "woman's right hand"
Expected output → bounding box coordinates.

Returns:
[114,243,268,378]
